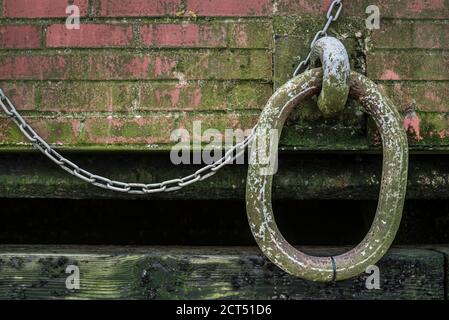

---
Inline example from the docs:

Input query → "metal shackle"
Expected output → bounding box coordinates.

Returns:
[310,36,350,117]
[245,38,408,282]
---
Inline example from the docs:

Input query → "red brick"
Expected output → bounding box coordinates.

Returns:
[0,118,81,145]
[0,82,36,110]
[0,51,271,81]
[139,82,271,111]
[274,0,323,15]
[84,116,177,144]
[228,22,273,48]
[0,81,271,112]
[0,25,41,49]
[46,24,133,48]
[371,21,449,49]
[4,0,88,18]
[370,111,449,147]
[415,23,449,49]
[186,0,272,16]
[276,0,449,19]
[178,113,258,142]
[328,0,449,18]
[100,0,180,17]
[0,56,72,80]
[35,82,136,112]
[367,52,449,81]
[140,24,226,48]
[380,82,449,113]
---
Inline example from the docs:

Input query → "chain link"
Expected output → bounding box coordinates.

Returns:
[293,0,343,77]
[0,88,255,194]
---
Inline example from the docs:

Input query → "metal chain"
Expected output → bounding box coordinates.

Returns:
[0,1,343,194]
[0,88,254,194]
[293,0,343,77]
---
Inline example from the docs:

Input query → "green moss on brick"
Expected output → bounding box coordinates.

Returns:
[228,21,273,49]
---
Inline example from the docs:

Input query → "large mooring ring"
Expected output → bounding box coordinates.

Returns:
[245,69,408,282]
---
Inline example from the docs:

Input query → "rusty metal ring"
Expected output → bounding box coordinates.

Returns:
[246,69,408,282]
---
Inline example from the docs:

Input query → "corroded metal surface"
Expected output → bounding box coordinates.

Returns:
[310,37,350,117]
[246,69,408,282]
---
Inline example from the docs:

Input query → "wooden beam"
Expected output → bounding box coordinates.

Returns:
[0,246,446,300]
[2,153,449,200]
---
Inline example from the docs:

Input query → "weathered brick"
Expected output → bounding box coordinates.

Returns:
[273,0,323,15]
[99,0,180,17]
[379,82,449,113]
[374,0,449,19]
[0,55,77,80]
[138,81,272,111]
[0,81,271,112]
[4,0,88,18]
[0,51,272,81]
[371,21,449,49]
[228,21,273,49]
[0,82,36,110]
[0,118,81,145]
[0,25,41,49]
[370,21,414,49]
[367,52,449,80]
[83,116,177,144]
[415,22,449,49]
[46,24,133,48]
[139,22,272,49]
[275,0,449,19]
[186,0,272,16]
[178,113,258,143]
[34,82,137,112]
[140,24,227,48]
[370,111,449,147]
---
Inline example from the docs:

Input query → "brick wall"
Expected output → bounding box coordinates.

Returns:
[0,0,448,150]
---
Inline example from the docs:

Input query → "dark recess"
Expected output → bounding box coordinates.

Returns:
[0,198,447,245]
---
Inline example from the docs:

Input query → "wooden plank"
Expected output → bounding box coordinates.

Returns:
[432,247,449,300]
[0,246,445,300]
